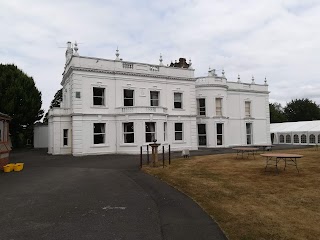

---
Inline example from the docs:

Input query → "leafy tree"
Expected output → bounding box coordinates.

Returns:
[43,88,62,123]
[0,64,44,147]
[269,102,287,123]
[284,98,320,122]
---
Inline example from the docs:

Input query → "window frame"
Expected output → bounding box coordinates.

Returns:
[197,98,206,116]
[63,129,68,146]
[93,123,106,145]
[293,134,299,143]
[245,101,251,118]
[215,98,223,116]
[309,134,315,144]
[246,123,253,145]
[174,122,183,141]
[123,122,134,143]
[279,134,284,143]
[197,124,207,146]
[124,89,135,106]
[93,87,105,106]
[150,91,160,107]
[301,134,307,143]
[145,122,156,143]
[216,123,223,146]
[174,92,183,109]
[285,134,291,143]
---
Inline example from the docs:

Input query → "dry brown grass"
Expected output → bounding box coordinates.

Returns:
[143,148,320,240]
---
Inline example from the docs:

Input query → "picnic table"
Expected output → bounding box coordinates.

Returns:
[232,147,259,159]
[260,153,303,174]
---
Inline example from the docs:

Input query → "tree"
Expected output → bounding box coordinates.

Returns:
[0,64,43,147]
[284,98,320,122]
[43,88,62,123]
[269,102,287,123]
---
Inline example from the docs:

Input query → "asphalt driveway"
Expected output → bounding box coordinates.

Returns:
[0,149,226,240]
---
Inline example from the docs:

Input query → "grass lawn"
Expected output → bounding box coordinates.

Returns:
[143,148,320,240]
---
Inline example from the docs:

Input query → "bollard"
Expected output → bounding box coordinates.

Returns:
[169,145,171,165]
[162,146,165,168]
[140,146,142,168]
[147,145,149,164]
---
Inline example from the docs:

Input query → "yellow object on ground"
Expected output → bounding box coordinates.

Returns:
[3,164,13,172]
[13,163,24,172]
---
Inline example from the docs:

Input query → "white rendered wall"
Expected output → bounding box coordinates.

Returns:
[34,125,48,148]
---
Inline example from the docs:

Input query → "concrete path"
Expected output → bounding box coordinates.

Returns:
[0,150,227,240]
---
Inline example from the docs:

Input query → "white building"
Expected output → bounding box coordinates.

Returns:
[48,42,271,156]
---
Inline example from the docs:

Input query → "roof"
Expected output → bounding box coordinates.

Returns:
[270,120,320,133]
[0,112,11,120]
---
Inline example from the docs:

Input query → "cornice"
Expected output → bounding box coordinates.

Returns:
[228,88,270,94]
[196,84,229,89]
[62,66,196,84]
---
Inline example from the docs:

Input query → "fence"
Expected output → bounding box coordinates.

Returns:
[140,144,171,168]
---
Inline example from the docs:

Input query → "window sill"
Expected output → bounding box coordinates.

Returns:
[119,143,138,147]
[91,144,109,148]
[172,108,185,111]
[61,146,71,149]
[173,140,186,144]
[91,105,109,109]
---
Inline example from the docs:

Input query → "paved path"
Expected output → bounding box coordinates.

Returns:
[0,150,227,240]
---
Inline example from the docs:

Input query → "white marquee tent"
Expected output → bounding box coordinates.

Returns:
[270,120,320,145]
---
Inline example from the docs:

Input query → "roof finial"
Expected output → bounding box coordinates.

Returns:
[237,74,241,83]
[159,53,163,66]
[188,58,193,69]
[251,75,255,84]
[115,46,120,60]
[73,41,79,56]
[264,77,268,85]
[222,69,225,77]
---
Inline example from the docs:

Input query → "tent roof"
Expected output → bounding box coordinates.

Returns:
[271,120,320,133]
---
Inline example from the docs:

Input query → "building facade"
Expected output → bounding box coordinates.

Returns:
[48,42,271,155]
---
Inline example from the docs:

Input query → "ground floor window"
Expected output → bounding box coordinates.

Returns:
[94,123,105,144]
[309,134,315,144]
[246,123,252,144]
[145,122,156,142]
[198,124,206,146]
[175,123,183,141]
[164,122,167,142]
[318,134,320,144]
[294,134,299,143]
[63,129,68,146]
[286,134,291,143]
[301,134,307,143]
[217,123,223,145]
[123,122,134,143]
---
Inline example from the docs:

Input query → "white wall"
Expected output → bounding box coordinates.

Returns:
[34,125,48,148]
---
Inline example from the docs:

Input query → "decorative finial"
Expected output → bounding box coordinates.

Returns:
[73,41,79,56]
[237,74,241,83]
[264,77,268,85]
[188,58,193,69]
[251,75,255,84]
[222,69,225,77]
[159,54,163,66]
[115,47,120,60]
[175,59,177,63]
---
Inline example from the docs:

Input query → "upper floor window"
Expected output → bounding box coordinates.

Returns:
[123,122,134,143]
[150,91,159,106]
[124,89,134,106]
[93,87,105,106]
[197,99,206,116]
[174,93,182,109]
[94,123,105,144]
[245,101,251,117]
[216,98,222,116]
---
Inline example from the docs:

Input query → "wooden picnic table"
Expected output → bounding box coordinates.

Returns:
[260,153,303,174]
[232,147,259,159]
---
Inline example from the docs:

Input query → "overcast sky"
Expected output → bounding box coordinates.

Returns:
[1,0,320,111]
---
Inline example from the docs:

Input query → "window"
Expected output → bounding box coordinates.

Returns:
[145,122,156,142]
[197,99,206,116]
[286,135,291,143]
[150,91,159,106]
[174,93,182,109]
[246,123,252,144]
[0,129,2,142]
[279,135,284,143]
[93,87,105,106]
[175,123,183,141]
[294,134,299,143]
[216,98,222,116]
[94,123,105,144]
[76,92,81,98]
[164,122,167,142]
[309,134,315,144]
[245,101,251,117]
[124,89,134,106]
[63,129,68,146]
[198,124,206,146]
[301,134,307,144]
[123,122,134,143]
[217,123,223,145]
[318,134,320,144]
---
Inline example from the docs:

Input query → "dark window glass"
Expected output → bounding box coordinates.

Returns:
[124,122,134,143]
[93,87,104,105]
[174,93,182,109]
[150,91,159,106]
[94,123,105,144]
[145,122,156,142]
[198,99,206,115]
[124,89,134,106]
[198,124,206,134]
[63,129,68,146]
[175,123,183,140]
